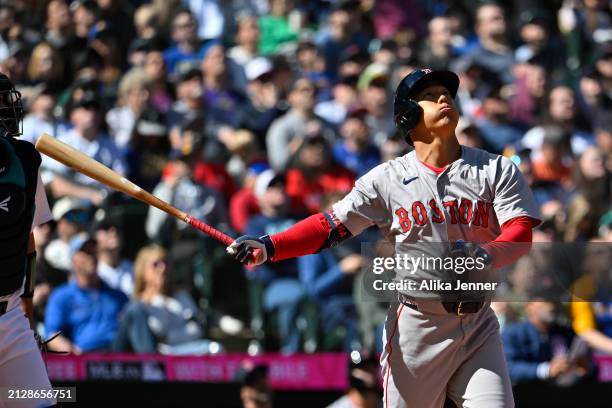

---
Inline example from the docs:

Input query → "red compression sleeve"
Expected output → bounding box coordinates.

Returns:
[269,213,333,261]
[483,216,534,268]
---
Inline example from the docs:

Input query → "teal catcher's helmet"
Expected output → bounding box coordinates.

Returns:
[0,73,23,137]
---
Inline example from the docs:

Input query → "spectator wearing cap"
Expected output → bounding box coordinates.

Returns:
[183,126,238,200]
[43,198,90,275]
[106,68,151,149]
[266,77,336,171]
[166,65,203,133]
[240,57,283,143]
[417,16,456,71]
[464,3,515,84]
[332,108,380,178]
[371,39,398,68]
[228,13,261,69]
[337,45,371,78]
[502,300,585,384]
[125,107,170,192]
[45,235,128,353]
[258,0,299,55]
[514,11,563,73]
[522,85,594,157]
[114,244,215,354]
[21,92,71,145]
[314,5,370,75]
[286,133,354,214]
[42,89,127,206]
[244,170,307,353]
[145,150,229,245]
[163,9,213,74]
[95,220,134,298]
[143,47,174,114]
[315,75,359,128]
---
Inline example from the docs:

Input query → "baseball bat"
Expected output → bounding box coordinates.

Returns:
[35,133,234,246]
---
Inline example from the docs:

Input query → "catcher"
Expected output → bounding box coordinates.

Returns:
[228,69,540,407]
[0,73,56,407]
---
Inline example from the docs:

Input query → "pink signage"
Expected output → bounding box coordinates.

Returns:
[44,353,349,390]
[593,354,612,382]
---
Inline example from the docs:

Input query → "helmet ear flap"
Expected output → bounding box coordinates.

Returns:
[394,99,421,145]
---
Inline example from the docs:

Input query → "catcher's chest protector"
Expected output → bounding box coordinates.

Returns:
[0,137,39,296]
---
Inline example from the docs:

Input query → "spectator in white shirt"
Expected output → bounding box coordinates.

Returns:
[42,90,126,205]
[106,68,151,149]
[21,92,70,145]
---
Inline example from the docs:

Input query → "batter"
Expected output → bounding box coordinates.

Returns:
[228,69,540,408]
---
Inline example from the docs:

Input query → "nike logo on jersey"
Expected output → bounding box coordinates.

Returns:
[0,196,10,212]
[402,176,419,185]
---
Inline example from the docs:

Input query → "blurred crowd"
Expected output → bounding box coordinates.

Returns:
[2,0,612,393]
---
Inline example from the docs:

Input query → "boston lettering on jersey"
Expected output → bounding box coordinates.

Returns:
[394,198,492,232]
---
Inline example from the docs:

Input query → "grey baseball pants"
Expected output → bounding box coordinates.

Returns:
[381,301,514,408]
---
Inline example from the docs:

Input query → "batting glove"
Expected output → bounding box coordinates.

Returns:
[450,240,492,267]
[227,235,275,266]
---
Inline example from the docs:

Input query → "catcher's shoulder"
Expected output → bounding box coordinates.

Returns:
[9,137,42,165]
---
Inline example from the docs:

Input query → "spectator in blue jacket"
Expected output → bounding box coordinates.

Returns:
[332,108,380,178]
[244,170,306,353]
[502,301,583,384]
[163,10,215,75]
[298,249,364,351]
[45,235,128,353]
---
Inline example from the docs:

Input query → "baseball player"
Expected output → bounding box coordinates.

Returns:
[0,74,56,407]
[228,68,540,407]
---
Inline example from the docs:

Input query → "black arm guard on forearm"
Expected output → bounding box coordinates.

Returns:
[21,251,36,299]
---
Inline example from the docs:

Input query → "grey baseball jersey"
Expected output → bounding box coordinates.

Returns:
[332,146,538,408]
[332,146,541,300]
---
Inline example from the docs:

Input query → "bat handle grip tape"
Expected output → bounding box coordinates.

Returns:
[184,216,234,246]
